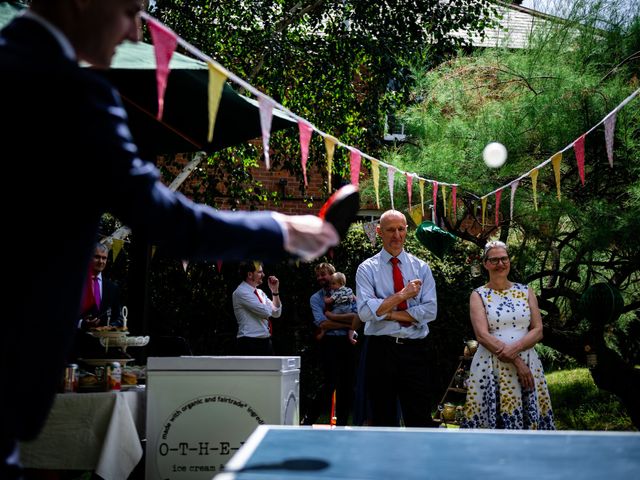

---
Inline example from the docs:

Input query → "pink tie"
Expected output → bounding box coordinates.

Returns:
[254,289,272,335]
[93,276,101,310]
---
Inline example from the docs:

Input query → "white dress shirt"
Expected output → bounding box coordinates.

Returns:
[232,281,282,338]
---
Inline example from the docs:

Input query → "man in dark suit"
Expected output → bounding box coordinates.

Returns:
[0,1,339,477]
[72,242,125,361]
[79,242,123,329]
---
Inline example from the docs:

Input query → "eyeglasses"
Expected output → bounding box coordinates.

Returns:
[486,256,510,265]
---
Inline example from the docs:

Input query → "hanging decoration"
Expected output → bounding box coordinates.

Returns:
[551,152,562,200]
[298,120,313,187]
[138,12,638,227]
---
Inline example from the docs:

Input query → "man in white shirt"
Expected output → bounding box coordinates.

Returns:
[232,261,282,355]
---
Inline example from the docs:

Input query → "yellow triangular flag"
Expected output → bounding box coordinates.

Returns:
[324,136,337,192]
[481,197,487,226]
[207,63,227,142]
[419,179,425,217]
[551,152,562,200]
[531,168,539,211]
[409,204,423,226]
[151,245,157,259]
[112,238,124,261]
[371,159,380,209]
[441,184,448,218]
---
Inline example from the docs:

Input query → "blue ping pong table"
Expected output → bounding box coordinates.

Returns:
[215,425,640,480]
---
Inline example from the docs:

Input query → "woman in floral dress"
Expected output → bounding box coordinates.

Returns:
[461,241,555,429]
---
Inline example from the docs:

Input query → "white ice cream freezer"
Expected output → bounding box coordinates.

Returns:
[145,356,300,480]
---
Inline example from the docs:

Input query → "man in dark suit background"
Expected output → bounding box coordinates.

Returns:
[72,242,125,361]
[79,242,123,330]
[0,1,341,477]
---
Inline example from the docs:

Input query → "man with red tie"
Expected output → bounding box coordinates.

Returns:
[356,210,438,427]
[232,261,282,355]
[79,242,123,330]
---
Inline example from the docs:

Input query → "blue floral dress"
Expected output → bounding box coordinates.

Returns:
[461,283,555,430]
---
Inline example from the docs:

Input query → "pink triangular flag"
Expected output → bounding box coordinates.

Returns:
[604,113,616,168]
[510,181,519,220]
[298,120,313,187]
[387,166,396,210]
[432,181,438,220]
[406,173,413,210]
[362,221,377,247]
[495,189,502,226]
[349,149,362,186]
[258,97,274,169]
[574,134,586,185]
[147,18,177,121]
[181,259,189,272]
[216,260,223,272]
[452,185,457,221]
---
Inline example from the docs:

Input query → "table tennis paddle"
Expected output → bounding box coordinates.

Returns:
[318,184,360,240]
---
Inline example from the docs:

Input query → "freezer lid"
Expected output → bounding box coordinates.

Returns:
[147,355,301,372]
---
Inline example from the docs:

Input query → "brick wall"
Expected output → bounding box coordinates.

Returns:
[157,152,330,215]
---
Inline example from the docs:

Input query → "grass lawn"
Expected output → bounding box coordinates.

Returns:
[546,368,636,431]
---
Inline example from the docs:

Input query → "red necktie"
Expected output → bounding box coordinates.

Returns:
[254,289,272,335]
[391,257,413,327]
[390,257,407,310]
[93,276,101,310]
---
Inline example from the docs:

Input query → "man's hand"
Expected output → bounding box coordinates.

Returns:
[400,279,422,301]
[274,213,339,261]
[81,316,100,330]
[268,275,279,292]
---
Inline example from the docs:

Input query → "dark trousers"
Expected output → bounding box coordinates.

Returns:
[305,335,355,426]
[236,337,274,356]
[366,335,434,427]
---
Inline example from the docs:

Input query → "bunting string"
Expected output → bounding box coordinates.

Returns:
[139,12,638,222]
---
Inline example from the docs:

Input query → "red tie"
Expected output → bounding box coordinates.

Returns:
[391,257,413,327]
[93,276,101,310]
[390,257,407,310]
[254,289,272,335]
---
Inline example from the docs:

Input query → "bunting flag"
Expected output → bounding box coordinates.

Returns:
[387,166,396,210]
[495,189,502,226]
[182,259,189,272]
[481,197,487,226]
[574,134,586,185]
[258,96,274,169]
[216,260,223,272]
[371,159,381,208]
[510,181,519,220]
[112,238,124,261]
[362,221,377,246]
[604,113,616,168]
[350,149,362,186]
[207,63,227,142]
[419,179,425,217]
[441,184,447,218]
[530,168,539,211]
[324,136,337,192]
[432,181,438,219]
[409,204,423,227]
[551,152,562,200]
[406,173,413,210]
[298,120,313,187]
[452,185,457,221]
[147,18,177,121]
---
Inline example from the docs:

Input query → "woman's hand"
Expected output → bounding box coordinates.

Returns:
[514,357,534,391]
[497,343,521,363]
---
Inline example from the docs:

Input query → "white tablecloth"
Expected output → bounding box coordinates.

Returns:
[20,387,146,480]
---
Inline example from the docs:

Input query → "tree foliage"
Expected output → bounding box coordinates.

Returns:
[374,0,640,426]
